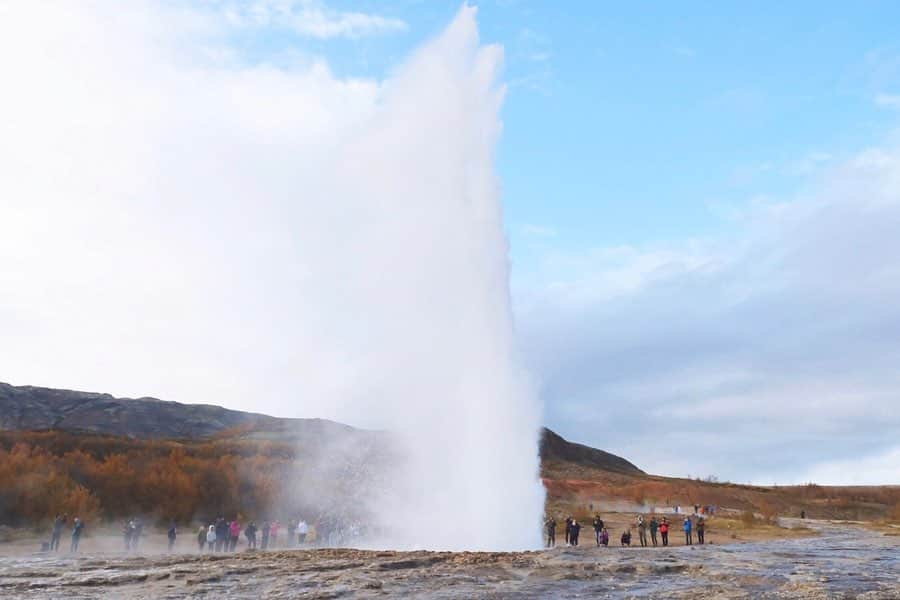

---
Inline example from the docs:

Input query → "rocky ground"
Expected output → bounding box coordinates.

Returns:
[0,521,896,599]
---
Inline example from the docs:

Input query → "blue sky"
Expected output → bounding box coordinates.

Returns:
[233,0,900,253]
[4,1,900,485]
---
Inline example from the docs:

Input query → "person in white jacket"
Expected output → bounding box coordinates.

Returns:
[297,520,309,545]
[206,525,217,552]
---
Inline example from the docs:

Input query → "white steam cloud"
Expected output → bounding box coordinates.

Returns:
[0,2,544,549]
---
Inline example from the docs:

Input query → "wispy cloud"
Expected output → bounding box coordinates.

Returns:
[519,224,557,238]
[875,93,900,109]
[517,144,900,484]
[223,0,408,39]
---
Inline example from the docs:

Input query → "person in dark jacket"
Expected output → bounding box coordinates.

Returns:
[50,514,64,552]
[570,520,581,546]
[215,518,228,552]
[245,521,258,549]
[564,516,573,545]
[167,521,177,551]
[70,518,84,553]
[649,517,659,547]
[545,517,556,548]
[592,515,605,547]
[696,518,706,545]
[620,529,631,547]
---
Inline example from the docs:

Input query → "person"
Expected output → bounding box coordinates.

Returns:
[287,520,297,548]
[564,516,573,546]
[592,515,604,547]
[245,521,258,549]
[683,517,693,545]
[133,518,144,550]
[269,520,280,548]
[297,519,309,545]
[696,518,705,545]
[167,521,177,551]
[50,514,64,552]
[637,516,647,548]
[261,520,270,550]
[124,519,134,551]
[206,525,217,551]
[649,517,659,547]
[215,518,228,552]
[570,520,581,546]
[229,519,241,552]
[620,529,631,547]
[660,518,669,546]
[545,517,556,548]
[800,510,806,519]
[600,527,609,547]
[197,526,207,552]
[70,517,84,553]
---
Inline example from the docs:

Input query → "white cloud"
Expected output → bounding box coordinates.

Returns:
[519,223,557,237]
[223,0,407,39]
[874,93,900,109]
[516,144,900,485]
[803,446,900,485]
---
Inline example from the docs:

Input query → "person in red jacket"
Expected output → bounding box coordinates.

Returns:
[659,518,670,546]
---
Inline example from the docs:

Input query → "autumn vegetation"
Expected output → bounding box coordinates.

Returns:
[0,430,292,527]
[2,430,898,531]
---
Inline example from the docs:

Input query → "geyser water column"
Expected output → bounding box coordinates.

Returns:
[0,1,543,550]
[305,6,546,550]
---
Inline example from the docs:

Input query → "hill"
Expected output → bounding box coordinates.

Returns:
[1,382,898,526]
[0,382,640,474]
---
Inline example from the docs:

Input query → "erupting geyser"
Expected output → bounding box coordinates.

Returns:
[0,2,544,550]
[308,6,547,550]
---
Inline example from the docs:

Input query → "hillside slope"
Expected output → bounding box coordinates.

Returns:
[0,382,355,441]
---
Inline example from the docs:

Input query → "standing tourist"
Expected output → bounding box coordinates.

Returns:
[49,514,64,552]
[649,517,659,547]
[637,516,647,547]
[206,525,217,551]
[592,515,604,547]
[287,520,297,547]
[683,517,693,545]
[298,519,309,545]
[545,517,557,547]
[696,518,705,545]
[261,520,270,550]
[197,526,207,552]
[167,521,177,551]
[229,519,241,552]
[660,518,669,546]
[570,520,581,546]
[269,520,280,548]
[70,518,84,553]
[245,521,258,549]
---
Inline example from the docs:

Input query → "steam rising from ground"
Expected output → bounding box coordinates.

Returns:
[0,3,544,549]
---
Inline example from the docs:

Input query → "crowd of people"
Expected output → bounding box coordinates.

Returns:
[545,511,709,549]
[45,513,330,555]
[195,517,312,552]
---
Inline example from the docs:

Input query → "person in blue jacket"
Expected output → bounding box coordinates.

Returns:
[683,516,693,545]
